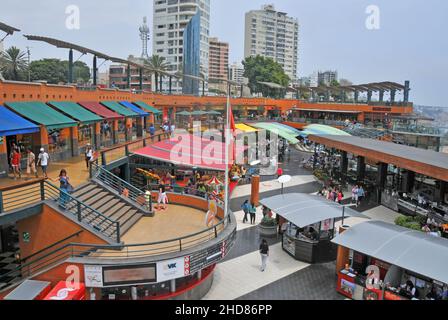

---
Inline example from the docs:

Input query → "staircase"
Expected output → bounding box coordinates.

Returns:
[69,182,144,236]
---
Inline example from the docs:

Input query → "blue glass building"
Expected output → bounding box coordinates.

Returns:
[182,11,201,96]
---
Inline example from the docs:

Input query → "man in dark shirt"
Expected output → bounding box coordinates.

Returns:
[259,239,269,272]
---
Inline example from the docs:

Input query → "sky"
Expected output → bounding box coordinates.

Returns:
[1,0,447,107]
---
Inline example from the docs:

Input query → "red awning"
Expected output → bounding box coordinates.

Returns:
[78,101,124,120]
[43,281,86,300]
[133,134,244,171]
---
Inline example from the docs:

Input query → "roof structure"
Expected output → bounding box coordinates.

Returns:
[0,105,39,136]
[119,101,150,116]
[133,101,162,114]
[260,193,368,228]
[0,21,20,36]
[48,101,103,124]
[100,101,139,117]
[332,220,448,284]
[308,134,448,182]
[78,102,123,120]
[292,81,406,93]
[250,122,300,144]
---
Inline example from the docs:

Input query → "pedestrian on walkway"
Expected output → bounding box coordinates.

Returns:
[337,190,344,204]
[241,200,250,223]
[249,202,257,224]
[157,180,168,211]
[259,239,269,272]
[52,169,72,209]
[351,185,359,204]
[357,185,365,207]
[277,166,283,178]
[149,123,155,141]
[85,144,94,169]
[11,149,21,179]
[37,148,50,179]
[26,148,38,179]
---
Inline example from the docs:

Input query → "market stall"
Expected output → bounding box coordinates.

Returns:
[332,220,448,300]
[260,193,368,263]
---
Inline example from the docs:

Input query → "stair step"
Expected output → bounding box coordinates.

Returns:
[76,187,104,202]
[109,206,133,222]
[88,195,115,211]
[81,192,110,206]
[71,184,98,198]
[94,198,121,213]
[118,209,138,225]
[120,213,142,235]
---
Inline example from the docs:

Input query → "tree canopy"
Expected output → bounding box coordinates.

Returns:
[0,46,28,81]
[29,59,90,84]
[242,55,290,98]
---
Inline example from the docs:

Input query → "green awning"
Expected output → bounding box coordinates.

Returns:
[101,101,139,117]
[251,122,300,144]
[5,101,77,130]
[133,101,162,114]
[49,101,103,124]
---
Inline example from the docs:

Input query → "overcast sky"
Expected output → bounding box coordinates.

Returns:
[1,0,447,106]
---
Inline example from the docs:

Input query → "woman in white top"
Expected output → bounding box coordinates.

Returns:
[85,144,94,169]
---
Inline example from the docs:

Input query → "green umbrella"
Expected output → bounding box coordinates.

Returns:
[191,111,207,116]
[206,110,222,115]
[176,111,191,116]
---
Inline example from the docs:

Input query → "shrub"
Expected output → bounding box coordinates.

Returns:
[260,215,277,227]
[395,215,424,232]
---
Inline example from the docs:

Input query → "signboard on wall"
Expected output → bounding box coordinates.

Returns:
[84,265,103,288]
[156,257,189,282]
[102,264,156,287]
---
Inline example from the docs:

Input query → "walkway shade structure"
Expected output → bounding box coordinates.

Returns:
[5,102,77,130]
[309,134,448,182]
[300,124,351,137]
[48,101,103,124]
[332,220,448,284]
[270,122,303,135]
[176,111,191,116]
[235,123,258,133]
[133,101,162,114]
[119,101,150,116]
[78,102,123,120]
[0,105,40,136]
[100,101,139,117]
[132,134,245,171]
[250,122,300,144]
[260,193,368,228]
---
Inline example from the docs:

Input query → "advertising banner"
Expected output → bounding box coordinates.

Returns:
[84,265,104,288]
[157,257,189,282]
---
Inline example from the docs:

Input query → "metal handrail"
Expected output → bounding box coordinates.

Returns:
[91,162,151,213]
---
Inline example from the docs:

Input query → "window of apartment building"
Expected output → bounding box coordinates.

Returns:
[167,6,178,13]
[155,0,166,4]
[157,24,165,29]
[156,33,165,37]
[157,49,164,53]
[168,0,178,4]
[156,41,165,45]
[156,8,166,13]
[168,31,176,38]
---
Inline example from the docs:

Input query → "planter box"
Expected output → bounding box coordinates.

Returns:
[258,224,278,238]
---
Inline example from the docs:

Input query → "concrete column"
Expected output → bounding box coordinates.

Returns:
[71,126,80,157]
[356,156,366,182]
[0,137,8,178]
[367,90,372,103]
[435,181,447,203]
[94,123,101,149]
[93,55,97,86]
[390,90,396,104]
[68,49,74,83]
[377,162,388,189]
[379,90,384,102]
[250,175,260,206]
[403,80,410,103]
[126,64,131,89]
[170,279,176,293]
[197,269,202,280]
[113,120,119,145]
[125,118,133,142]
[136,117,144,138]
[139,68,143,91]
[39,126,49,151]
[354,90,359,103]
[340,151,348,183]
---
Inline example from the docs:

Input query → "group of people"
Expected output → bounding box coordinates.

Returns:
[318,186,344,204]
[161,121,175,139]
[351,185,366,207]
[241,200,257,224]
[9,144,50,180]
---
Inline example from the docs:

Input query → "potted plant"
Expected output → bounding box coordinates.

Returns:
[258,215,278,238]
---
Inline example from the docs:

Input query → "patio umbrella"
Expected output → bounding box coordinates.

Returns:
[191,110,207,116]
[176,111,191,116]
[206,111,222,115]
[206,176,223,186]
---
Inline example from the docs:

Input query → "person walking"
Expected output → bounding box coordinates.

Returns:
[259,239,269,272]
[26,148,38,179]
[37,148,50,179]
[52,169,72,208]
[85,144,94,169]
[351,185,359,204]
[337,190,344,204]
[357,185,365,207]
[157,180,168,211]
[241,200,250,223]
[250,202,257,225]
[149,123,156,141]
[11,149,21,179]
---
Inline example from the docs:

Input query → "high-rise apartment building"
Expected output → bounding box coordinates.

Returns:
[310,70,338,87]
[229,62,245,83]
[208,37,229,82]
[153,0,210,94]
[244,4,299,81]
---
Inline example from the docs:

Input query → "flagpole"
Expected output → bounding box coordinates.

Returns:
[224,82,231,218]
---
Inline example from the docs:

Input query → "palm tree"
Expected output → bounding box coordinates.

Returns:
[145,55,169,92]
[0,46,28,81]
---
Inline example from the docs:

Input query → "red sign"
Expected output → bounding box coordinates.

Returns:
[43,281,86,300]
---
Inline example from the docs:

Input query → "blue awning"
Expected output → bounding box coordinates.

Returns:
[0,105,40,137]
[119,101,149,116]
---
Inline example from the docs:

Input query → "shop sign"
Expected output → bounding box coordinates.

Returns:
[156,257,186,282]
[320,219,333,231]
[84,265,103,288]
[23,232,31,243]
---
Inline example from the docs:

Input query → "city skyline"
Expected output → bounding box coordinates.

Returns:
[0,0,447,106]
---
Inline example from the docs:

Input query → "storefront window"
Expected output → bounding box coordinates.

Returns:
[48,128,71,154]
[78,124,93,149]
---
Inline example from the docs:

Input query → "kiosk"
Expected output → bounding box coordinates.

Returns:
[260,193,368,263]
[332,220,448,300]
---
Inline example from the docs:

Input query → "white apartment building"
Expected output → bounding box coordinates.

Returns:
[229,62,245,83]
[153,0,210,93]
[244,4,299,82]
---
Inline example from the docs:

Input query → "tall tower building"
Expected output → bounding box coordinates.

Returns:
[208,37,229,81]
[153,0,210,94]
[244,4,299,81]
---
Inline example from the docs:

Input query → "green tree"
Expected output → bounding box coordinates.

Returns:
[30,59,90,84]
[146,55,170,91]
[0,46,28,81]
[242,55,290,98]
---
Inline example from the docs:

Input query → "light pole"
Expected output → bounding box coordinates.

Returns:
[341,203,357,226]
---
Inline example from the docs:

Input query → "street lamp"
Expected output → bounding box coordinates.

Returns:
[277,175,292,195]
[341,203,357,226]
